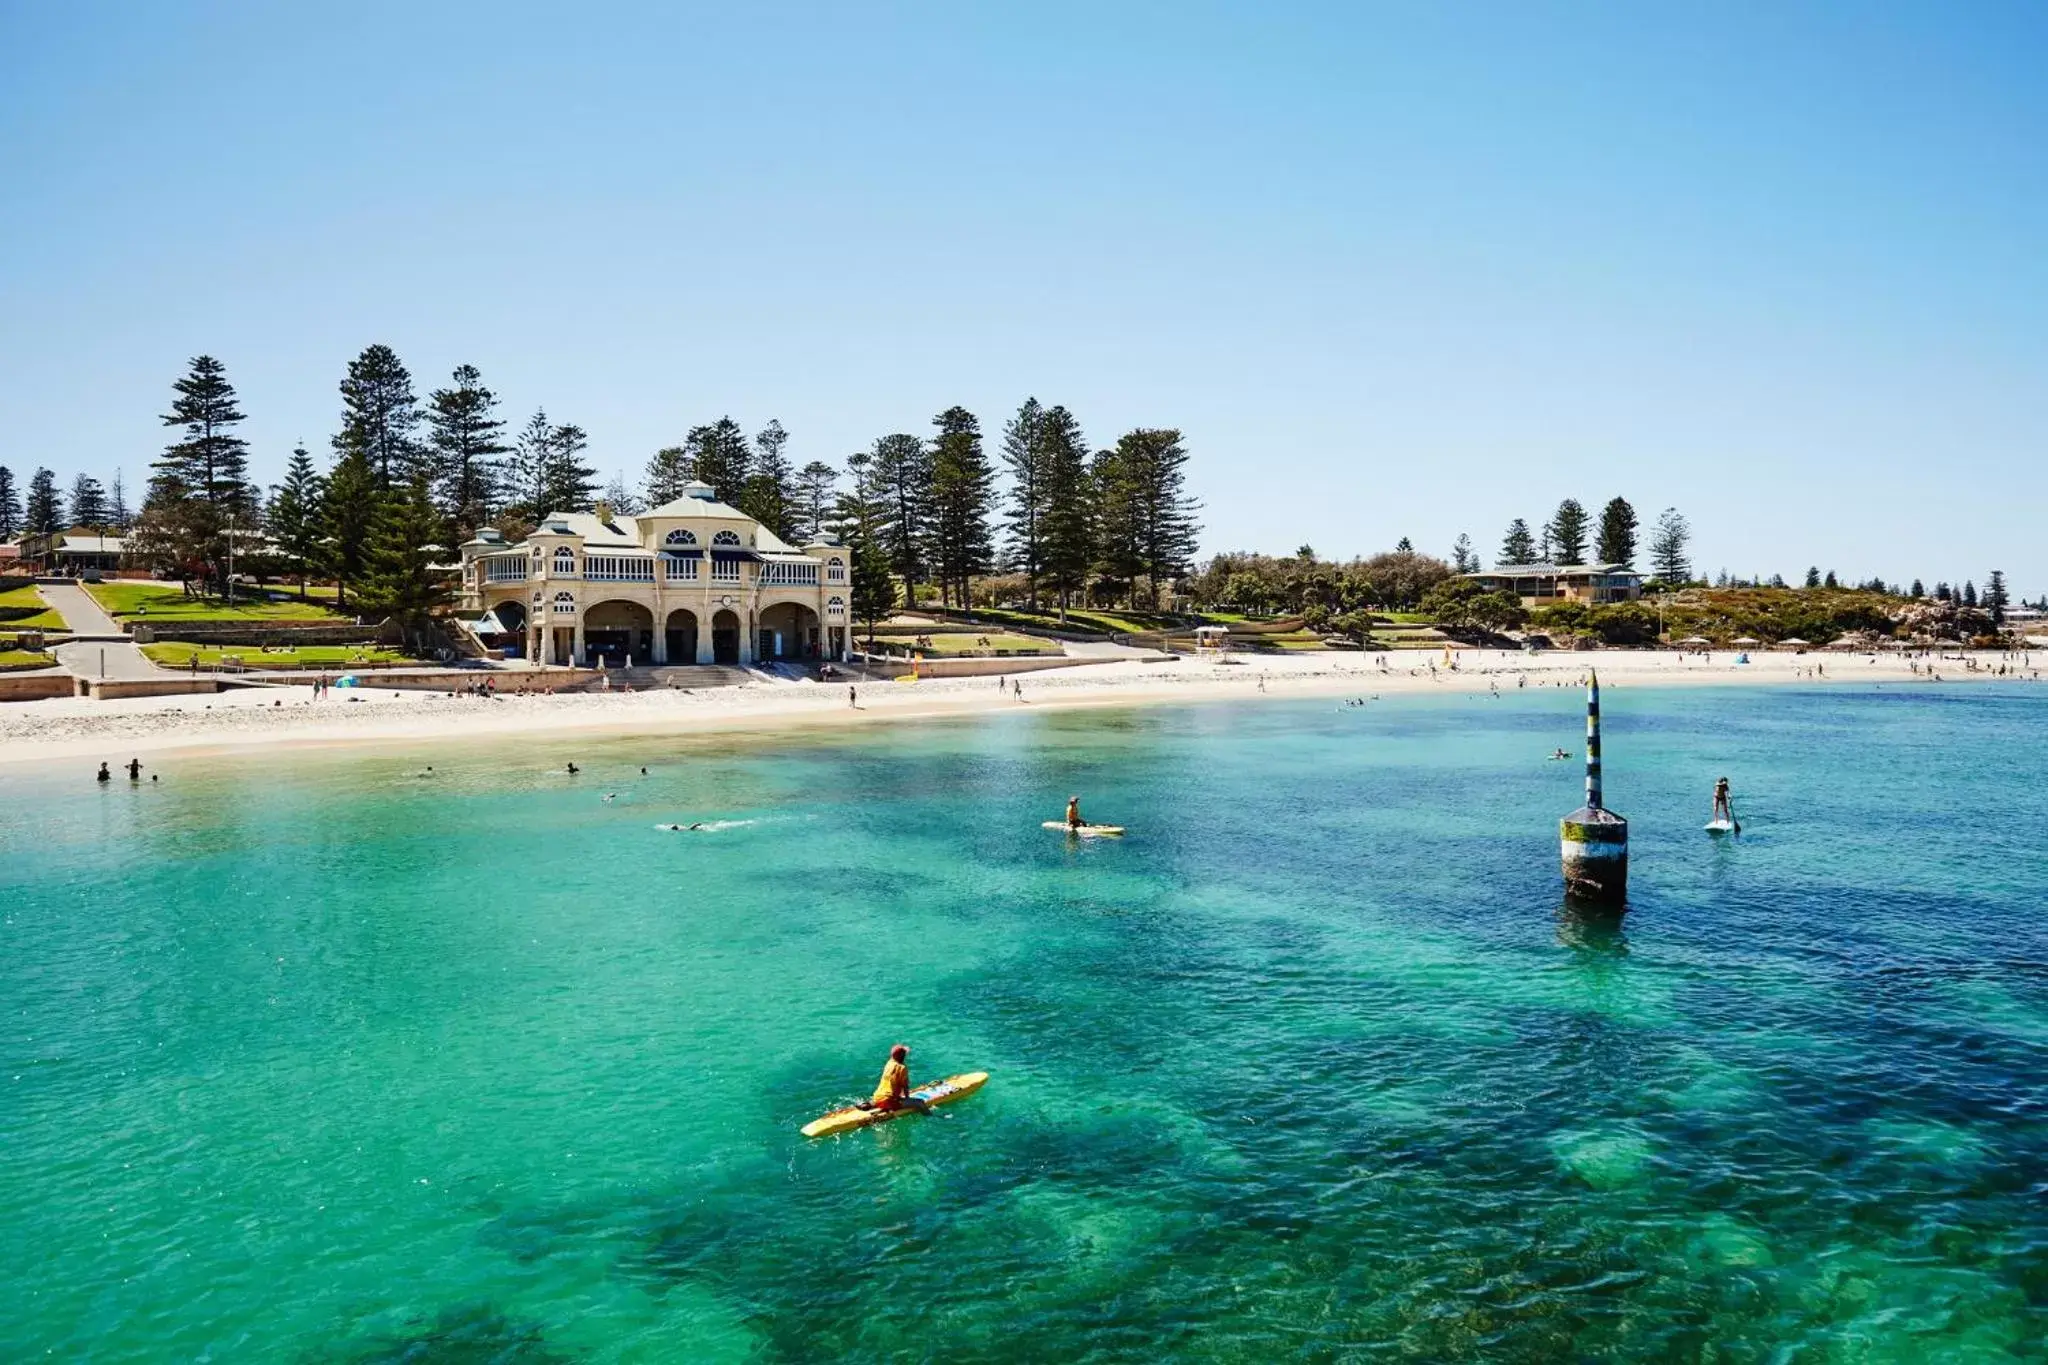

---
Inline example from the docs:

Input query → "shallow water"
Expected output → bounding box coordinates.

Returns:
[5,685,2045,1361]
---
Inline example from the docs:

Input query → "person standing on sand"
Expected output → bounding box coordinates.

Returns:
[849,685,858,708]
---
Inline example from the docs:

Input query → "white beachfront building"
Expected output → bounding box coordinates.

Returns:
[456,483,851,667]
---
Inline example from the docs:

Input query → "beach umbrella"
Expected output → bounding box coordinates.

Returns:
[1779,636,1810,647]
[1733,636,1760,645]
[1676,636,1711,645]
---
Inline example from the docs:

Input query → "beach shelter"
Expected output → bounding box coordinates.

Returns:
[1733,636,1761,646]
[1676,636,1711,646]
[1779,636,1810,649]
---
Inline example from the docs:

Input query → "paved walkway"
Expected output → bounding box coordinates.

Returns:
[35,580,125,637]
[55,640,162,680]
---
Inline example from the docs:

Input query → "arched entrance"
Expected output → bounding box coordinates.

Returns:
[584,600,655,665]
[664,608,699,666]
[757,602,822,661]
[711,609,741,665]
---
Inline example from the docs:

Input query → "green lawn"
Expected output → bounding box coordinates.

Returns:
[89,581,347,623]
[141,643,416,671]
[0,648,57,670]
[948,606,1182,636]
[902,632,1059,657]
[0,584,67,631]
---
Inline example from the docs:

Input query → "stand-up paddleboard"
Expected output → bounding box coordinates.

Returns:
[1705,818,1738,834]
[801,1072,989,1138]
[1043,821,1125,838]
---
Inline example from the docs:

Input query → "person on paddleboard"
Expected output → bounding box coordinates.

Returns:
[859,1044,928,1114]
[1712,776,1734,825]
[1066,795,1084,831]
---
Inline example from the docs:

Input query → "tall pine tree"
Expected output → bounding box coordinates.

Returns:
[1546,499,1589,564]
[1499,518,1536,565]
[335,344,426,489]
[1647,508,1692,585]
[354,474,452,652]
[1036,405,1093,618]
[107,470,132,529]
[148,354,256,589]
[0,465,18,539]
[644,445,692,506]
[1121,428,1200,608]
[504,410,555,520]
[267,445,326,598]
[1001,398,1048,610]
[793,460,838,542]
[69,474,108,528]
[426,363,508,537]
[541,424,598,514]
[925,406,996,609]
[870,433,932,606]
[685,418,752,504]
[320,445,380,610]
[1596,497,1637,566]
[739,418,796,539]
[25,468,64,536]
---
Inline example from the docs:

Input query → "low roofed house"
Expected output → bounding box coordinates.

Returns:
[1463,562,1642,607]
[457,482,851,667]
[15,528,128,578]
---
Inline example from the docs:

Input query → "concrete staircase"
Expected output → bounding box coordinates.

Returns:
[575,664,754,691]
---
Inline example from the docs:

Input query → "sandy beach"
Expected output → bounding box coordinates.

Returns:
[0,646,2034,772]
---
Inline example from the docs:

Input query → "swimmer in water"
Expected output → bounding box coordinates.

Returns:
[603,793,618,802]
[566,763,580,775]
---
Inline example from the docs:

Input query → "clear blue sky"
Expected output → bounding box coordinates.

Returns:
[3,2,2042,593]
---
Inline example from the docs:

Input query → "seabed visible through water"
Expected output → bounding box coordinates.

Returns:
[4,684,2045,1360]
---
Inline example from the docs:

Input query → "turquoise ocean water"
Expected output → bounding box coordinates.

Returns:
[4,685,2045,1361]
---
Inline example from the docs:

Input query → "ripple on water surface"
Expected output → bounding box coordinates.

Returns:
[3,685,2046,1360]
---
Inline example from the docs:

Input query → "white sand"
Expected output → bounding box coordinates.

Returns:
[0,647,2035,771]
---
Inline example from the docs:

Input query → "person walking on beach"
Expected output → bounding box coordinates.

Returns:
[849,685,858,708]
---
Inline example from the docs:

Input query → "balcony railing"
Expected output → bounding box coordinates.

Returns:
[759,561,819,586]
[483,556,529,583]
[663,557,699,582]
[710,560,742,584]
[586,555,655,582]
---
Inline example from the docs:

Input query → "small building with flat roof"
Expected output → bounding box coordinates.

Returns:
[1463,563,1642,607]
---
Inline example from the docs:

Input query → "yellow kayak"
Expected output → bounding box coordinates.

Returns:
[800,1071,989,1138]
[1042,821,1125,837]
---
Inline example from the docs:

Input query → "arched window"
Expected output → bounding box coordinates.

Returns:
[826,556,846,583]
[553,546,575,574]
[664,528,697,546]
[712,529,742,547]
[552,592,576,614]
[827,596,846,616]
[532,590,543,603]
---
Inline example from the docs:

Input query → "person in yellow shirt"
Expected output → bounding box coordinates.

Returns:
[1065,795,1084,830]
[860,1044,928,1113]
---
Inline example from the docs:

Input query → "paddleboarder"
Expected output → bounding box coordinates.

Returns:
[1066,795,1084,831]
[858,1044,928,1114]
[1711,776,1739,832]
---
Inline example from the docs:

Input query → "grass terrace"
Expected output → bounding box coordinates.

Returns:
[0,583,68,631]
[88,581,349,623]
[140,643,417,671]
[0,648,58,670]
